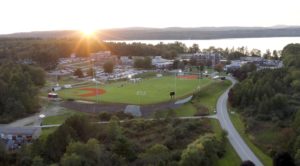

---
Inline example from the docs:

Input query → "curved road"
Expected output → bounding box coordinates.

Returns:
[217,77,263,166]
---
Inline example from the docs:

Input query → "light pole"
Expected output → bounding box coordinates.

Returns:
[175,69,182,99]
[136,91,146,105]
[92,63,99,113]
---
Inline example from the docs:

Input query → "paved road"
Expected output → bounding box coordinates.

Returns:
[217,77,263,166]
[7,103,64,127]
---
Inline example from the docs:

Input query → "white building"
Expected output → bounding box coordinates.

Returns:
[90,51,117,64]
[120,56,133,65]
[151,56,173,68]
[224,60,247,71]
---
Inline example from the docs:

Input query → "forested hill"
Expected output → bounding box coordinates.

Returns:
[228,43,300,163]
[2,26,300,39]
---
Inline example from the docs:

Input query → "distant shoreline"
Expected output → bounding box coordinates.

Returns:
[105,36,300,41]
[1,27,300,40]
[105,37,300,51]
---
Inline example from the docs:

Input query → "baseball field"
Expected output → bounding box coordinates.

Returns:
[58,75,214,104]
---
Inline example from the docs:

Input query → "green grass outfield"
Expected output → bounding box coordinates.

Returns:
[58,76,214,104]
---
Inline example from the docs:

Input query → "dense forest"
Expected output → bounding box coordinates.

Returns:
[228,44,300,162]
[0,115,227,166]
[0,62,45,123]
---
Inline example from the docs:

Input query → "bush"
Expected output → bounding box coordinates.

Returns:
[67,98,74,101]
[98,111,134,121]
[98,112,112,121]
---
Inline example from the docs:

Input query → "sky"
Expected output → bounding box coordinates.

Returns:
[0,0,300,34]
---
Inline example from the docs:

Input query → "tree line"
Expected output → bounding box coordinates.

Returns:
[228,43,300,163]
[0,38,280,71]
[0,61,45,123]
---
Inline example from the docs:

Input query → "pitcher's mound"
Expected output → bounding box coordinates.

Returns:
[177,75,198,80]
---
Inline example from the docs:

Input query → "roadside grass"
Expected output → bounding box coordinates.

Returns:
[229,111,273,166]
[153,103,198,118]
[211,119,242,166]
[216,140,242,166]
[153,80,232,118]
[174,103,198,117]
[40,127,57,141]
[194,80,231,114]
[41,109,85,125]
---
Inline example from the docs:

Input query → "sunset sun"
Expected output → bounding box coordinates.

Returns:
[80,28,96,36]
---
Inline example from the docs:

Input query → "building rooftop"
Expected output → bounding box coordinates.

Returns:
[0,127,39,136]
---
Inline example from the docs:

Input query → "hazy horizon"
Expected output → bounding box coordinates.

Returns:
[2,25,300,35]
[1,0,300,34]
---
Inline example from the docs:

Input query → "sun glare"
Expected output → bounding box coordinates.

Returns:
[81,28,96,36]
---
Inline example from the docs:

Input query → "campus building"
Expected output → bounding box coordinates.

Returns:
[224,57,283,71]
[151,56,173,68]
[190,52,222,67]
[120,56,134,66]
[90,51,118,65]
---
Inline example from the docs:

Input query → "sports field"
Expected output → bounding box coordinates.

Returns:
[58,76,214,104]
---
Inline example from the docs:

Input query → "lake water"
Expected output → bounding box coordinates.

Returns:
[107,37,300,51]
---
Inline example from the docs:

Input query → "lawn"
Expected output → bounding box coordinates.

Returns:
[229,110,273,166]
[154,103,198,118]
[58,76,214,104]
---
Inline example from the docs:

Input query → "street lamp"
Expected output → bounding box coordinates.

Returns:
[39,114,45,119]
[38,114,45,126]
